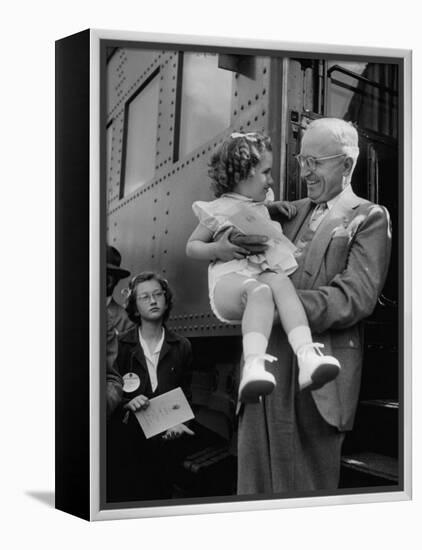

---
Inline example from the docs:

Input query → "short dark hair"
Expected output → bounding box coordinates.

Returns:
[208,132,272,197]
[125,271,173,325]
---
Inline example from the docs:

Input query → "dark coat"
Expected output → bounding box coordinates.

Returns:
[106,311,122,418]
[107,325,193,503]
[116,325,192,401]
[107,298,134,336]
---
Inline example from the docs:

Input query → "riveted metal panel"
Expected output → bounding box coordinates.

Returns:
[287,59,305,113]
[285,59,318,200]
[106,120,115,205]
[155,51,179,174]
[107,49,181,209]
[232,56,271,125]
[106,112,124,211]
[107,48,161,121]
[107,48,273,339]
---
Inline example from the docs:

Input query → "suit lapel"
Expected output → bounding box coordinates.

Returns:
[157,328,178,365]
[132,344,148,372]
[122,327,148,372]
[158,339,171,364]
[283,199,313,242]
[301,190,363,288]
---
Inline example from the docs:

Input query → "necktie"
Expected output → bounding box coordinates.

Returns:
[308,202,328,231]
[294,202,328,258]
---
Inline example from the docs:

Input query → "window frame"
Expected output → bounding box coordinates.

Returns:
[173,52,234,163]
[119,68,160,199]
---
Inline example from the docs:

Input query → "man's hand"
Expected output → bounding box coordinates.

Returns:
[214,227,256,261]
[229,229,269,255]
[267,201,297,219]
[162,423,195,441]
[124,394,150,412]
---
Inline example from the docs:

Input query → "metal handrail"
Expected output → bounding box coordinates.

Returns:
[327,65,398,96]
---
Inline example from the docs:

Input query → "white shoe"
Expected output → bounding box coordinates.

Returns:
[297,343,340,391]
[238,354,277,403]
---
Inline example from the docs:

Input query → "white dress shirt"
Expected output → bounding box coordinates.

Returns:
[310,184,353,231]
[138,328,165,392]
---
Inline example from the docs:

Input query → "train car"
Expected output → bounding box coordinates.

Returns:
[106,45,399,497]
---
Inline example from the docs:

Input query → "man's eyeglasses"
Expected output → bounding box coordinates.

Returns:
[295,153,346,171]
[136,290,165,303]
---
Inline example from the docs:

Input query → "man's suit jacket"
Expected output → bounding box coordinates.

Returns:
[237,186,392,495]
[282,187,392,430]
[106,299,133,416]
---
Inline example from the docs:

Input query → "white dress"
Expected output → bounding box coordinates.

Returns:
[192,193,298,324]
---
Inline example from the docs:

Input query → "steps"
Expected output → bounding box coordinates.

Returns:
[171,421,236,498]
[340,399,400,488]
[339,314,400,489]
[341,452,398,484]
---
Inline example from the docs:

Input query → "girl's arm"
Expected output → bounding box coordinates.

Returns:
[186,223,251,261]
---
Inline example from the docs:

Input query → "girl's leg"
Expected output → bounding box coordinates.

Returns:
[258,271,340,391]
[258,270,310,346]
[213,273,273,331]
[213,273,277,401]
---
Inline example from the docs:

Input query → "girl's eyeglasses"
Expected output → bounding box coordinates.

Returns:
[136,290,165,303]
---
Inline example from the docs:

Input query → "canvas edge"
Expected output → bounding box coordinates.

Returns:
[88,28,413,521]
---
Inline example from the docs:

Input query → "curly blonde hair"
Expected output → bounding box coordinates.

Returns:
[208,132,272,197]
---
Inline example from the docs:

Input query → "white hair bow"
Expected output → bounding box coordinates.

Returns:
[230,131,258,141]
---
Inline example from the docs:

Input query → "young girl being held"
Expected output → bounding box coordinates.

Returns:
[186,132,340,403]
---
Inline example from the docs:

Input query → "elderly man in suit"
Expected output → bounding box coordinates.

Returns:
[234,118,392,493]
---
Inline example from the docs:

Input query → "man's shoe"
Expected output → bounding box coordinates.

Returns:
[238,354,277,403]
[297,343,340,391]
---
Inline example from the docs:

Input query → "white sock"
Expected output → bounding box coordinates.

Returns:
[243,332,268,360]
[288,325,312,355]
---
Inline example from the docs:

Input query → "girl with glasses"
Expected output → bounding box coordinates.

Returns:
[107,272,194,502]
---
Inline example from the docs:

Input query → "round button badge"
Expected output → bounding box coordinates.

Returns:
[122,372,140,393]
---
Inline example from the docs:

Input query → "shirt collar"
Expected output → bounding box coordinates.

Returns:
[138,327,165,357]
[326,183,353,210]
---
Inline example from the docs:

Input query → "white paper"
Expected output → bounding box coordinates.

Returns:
[134,387,194,439]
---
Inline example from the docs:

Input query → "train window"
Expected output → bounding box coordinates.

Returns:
[121,71,160,198]
[326,61,398,138]
[176,52,232,160]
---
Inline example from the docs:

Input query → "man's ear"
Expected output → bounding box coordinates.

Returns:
[343,157,354,177]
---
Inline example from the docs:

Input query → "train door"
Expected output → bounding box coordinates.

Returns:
[283,59,400,487]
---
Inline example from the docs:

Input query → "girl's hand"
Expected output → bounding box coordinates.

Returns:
[268,201,297,219]
[124,395,150,412]
[162,423,195,441]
